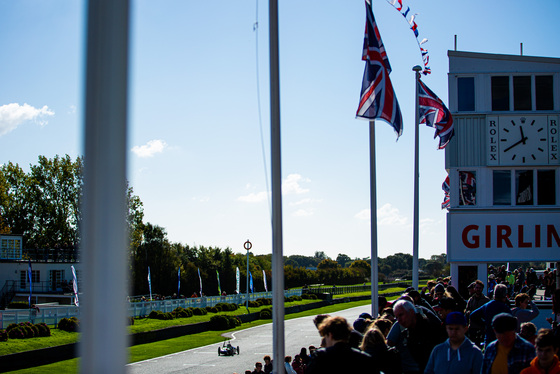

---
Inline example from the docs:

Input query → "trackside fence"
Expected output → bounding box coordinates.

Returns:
[304,281,412,296]
[0,289,303,329]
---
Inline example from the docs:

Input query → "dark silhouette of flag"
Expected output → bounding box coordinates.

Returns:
[441,175,450,209]
[356,0,403,138]
[418,78,454,149]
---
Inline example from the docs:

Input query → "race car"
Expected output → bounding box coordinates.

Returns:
[217,341,240,356]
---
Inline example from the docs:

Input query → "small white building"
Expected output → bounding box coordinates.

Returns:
[445,50,560,295]
[0,234,81,307]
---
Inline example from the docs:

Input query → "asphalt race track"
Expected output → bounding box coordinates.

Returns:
[126,304,373,374]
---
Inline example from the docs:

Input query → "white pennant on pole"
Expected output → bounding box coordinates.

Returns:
[263,269,268,292]
[236,267,240,294]
[71,265,79,307]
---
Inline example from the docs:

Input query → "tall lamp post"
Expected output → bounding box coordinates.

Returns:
[244,240,252,313]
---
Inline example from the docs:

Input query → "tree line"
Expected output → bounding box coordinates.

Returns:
[0,155,450,297]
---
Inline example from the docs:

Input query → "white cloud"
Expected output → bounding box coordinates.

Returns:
[0,103,54,136]
[293,208,313,217]
[282,173,310,195]
[378,203,408,225]
[238,173,311,204]
[192,196,210,203]
[131,139,168,158]
[289,198,312,206]
[68,105,76,114]
[355,209,371,221]
[355,203,408,225]
[237,191,269,203]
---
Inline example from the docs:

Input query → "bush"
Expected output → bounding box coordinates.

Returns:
[7,301,29,309]
[192,307,207,316]
[6,323,18,332]
[205,306,218,313]
[148,310,174,320]
[285,295,302,302]
[210,315,242,330]
[35,323,51,337]
[248,300,262,308]
[173,307,193,318]
[259,308,272,319]
[8,327,24,339]
[227,315,241,328]
[17,322,35,338]
[0,330,8,342]
[58,317,79,332]
[209,315,230,330]
[256,298,272,306]
[21,325,35,338]
[301,293,318,300]
[215,303,238,311]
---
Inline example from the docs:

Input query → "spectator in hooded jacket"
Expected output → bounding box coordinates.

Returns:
[521,329,560,374]
[424,312,482,374]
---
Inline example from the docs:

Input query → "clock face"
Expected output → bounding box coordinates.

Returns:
[499,116,548,165]
[487,115,559,166]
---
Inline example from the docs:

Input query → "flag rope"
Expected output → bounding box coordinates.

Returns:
[385,0,431,75]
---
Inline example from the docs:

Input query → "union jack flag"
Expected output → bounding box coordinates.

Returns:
[441,175,450,209]
[418,78,454,149]
[459,171,476,205]
[356,0,403,138]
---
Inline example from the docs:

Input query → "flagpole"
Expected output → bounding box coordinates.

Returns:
[412,65,422,290]
[369,121,379,317]
[269,0,285,370]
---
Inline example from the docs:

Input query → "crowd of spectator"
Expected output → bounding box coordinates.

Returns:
[235,274,560,374]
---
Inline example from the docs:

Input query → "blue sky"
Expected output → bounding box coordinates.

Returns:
[1,1,559,260]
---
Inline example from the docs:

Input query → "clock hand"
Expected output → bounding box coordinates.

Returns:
[503,136,529,152]
[519,126,527,144]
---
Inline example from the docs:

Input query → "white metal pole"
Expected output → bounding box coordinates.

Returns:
[81,0,130,373]
[246,247,250,313]
[269,0,285,371]
[369,121,379,316]
[412,65,422,290]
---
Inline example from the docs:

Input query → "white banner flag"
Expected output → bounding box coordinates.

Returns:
[236,267,240,294]
[71,265,79,307]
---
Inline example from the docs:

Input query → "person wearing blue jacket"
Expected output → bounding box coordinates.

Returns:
[470,283,512,347]
[424,312,483,374]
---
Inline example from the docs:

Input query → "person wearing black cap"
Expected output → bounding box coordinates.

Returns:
[425,312,482,374]
[481,313,535,374]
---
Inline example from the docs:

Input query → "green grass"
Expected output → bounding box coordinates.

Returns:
[0,329,78,356]
[3,292,407,373]
[0,299,319,357]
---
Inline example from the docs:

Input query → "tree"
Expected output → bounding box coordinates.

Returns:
[317,259,340,270]
[0,162,33,237]
[336,253,352,268]
[0,155,83,250]
[314,251,329,262]
[131,223,180,295]
[349,259,371,274]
